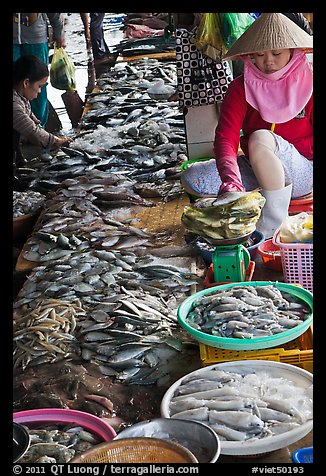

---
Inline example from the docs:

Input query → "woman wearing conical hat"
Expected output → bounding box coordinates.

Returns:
[181,13,313,239]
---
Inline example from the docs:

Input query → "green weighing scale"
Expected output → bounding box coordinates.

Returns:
[210,233,252,283]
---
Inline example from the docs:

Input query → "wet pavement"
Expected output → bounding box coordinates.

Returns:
[48,13,125,133]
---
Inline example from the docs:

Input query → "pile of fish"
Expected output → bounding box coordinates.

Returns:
[14,247,199,383]
[77,286,185,385]
[13,190,46,217]
[13,299,84,370]
[20,172,157,264]
[185,285,311,339]
[15,247,199,306]
[13,57,200,397]
[182,191,266,241]
[19,167,189,271]
[111,33,175,56]
[18,424,102,463]
[15,59,186,194]
[95,59,177,96]
[167,366,313,441]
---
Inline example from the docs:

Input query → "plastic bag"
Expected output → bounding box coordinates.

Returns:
[50,47,76,91]
[221,13,255,49]
[194,13,227,62]
[279,212,313,243]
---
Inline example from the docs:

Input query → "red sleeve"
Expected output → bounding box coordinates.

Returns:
[213,76,247,193]
[214,76,247,159]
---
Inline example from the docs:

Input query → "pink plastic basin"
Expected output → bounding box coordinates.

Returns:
[13,408,116,442]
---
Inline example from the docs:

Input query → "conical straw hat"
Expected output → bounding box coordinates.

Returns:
[223,13,313,60]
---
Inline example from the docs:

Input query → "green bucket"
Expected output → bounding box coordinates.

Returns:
[180,157,213,172]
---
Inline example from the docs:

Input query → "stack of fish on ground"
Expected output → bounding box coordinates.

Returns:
[16,59,185,194]
[13,262,197,384]
[13,190,46,217]
[13,298,85,371]
[20,170,185,265]
[13,57,199,386]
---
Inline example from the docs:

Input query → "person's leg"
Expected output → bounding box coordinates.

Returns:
[90,13,110,59]
[248,129,313,198]
[180,159,219,197]
[13,44,21,62]
[272,132,313,198]
[248,129,285,190]
[15,43,49,127]
[247,129,313,238]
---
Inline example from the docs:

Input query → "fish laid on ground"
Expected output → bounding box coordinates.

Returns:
[13,190,46,217]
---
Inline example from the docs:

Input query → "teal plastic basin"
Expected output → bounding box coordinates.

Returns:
[177,281,313,350]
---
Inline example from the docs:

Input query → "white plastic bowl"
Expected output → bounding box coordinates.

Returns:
[160,360,313,456]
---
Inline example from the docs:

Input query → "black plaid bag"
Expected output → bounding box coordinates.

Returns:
[176,28,233,107]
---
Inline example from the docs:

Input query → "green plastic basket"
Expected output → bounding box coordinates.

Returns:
[177,281,313,350]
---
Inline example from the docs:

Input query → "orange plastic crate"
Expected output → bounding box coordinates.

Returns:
[199,326,313,373]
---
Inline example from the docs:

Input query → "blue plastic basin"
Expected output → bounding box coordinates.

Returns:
[292,447,313,463]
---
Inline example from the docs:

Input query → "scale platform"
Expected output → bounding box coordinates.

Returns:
[209,232,253,283]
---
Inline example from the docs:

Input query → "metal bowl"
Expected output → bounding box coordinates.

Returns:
[114,418,220,463]
[13,422,30,463]
[204,231,253,246]
[194,230,265,264]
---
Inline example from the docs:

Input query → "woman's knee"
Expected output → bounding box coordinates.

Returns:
[248,129,276,159]
[249,129,275,149]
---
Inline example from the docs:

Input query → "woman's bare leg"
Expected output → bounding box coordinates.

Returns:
[248,129,285,190]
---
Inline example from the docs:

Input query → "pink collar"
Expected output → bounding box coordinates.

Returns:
[242,50,313,123]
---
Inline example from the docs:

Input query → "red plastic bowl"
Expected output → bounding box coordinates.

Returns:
[13,408,116,442]
[258,239,283,271]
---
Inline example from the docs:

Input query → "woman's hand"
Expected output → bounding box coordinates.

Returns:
[54,136,74,148]
[54,36,66,49]
[218,182,246,195]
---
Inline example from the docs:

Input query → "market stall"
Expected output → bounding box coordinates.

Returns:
[13,13,313,465]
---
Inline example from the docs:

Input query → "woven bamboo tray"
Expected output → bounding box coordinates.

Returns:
[71,437,198,463]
